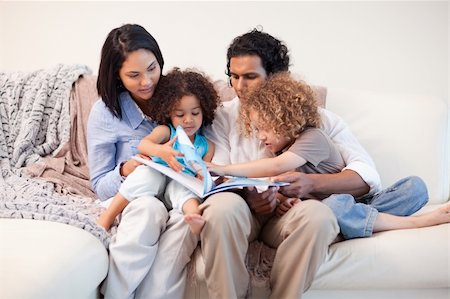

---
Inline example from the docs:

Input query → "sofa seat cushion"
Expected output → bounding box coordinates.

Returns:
[185,204,450,299]
[312,213,450,289]
[0,219,108,299]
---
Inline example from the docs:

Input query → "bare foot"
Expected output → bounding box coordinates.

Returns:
[96,215,111,231]
[184,214,206,235]
[415,203,450,228]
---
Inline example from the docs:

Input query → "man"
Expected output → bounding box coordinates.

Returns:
[201,28,427,298]
[199,29,376,299]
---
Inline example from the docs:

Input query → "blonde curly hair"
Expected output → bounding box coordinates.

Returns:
[240,72,321,139]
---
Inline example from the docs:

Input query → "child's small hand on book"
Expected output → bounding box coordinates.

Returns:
[158,137,185,172]
[276,197,301,217]
[195,170,204,181]
[206,162,226,176]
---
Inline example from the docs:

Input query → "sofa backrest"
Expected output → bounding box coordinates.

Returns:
[81,75,449,203]
[326,88,449,204]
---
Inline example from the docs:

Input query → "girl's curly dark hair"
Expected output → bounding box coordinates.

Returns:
[148,68,220,127]
[241,72,321,140]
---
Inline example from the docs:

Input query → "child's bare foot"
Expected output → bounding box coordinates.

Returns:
[415,203,450,228]
[184,214,206,235]
[96,215,110,231]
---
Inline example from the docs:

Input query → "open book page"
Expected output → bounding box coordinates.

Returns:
[174,126,214,192]
[132,155,208,197]
[203,176,289,197]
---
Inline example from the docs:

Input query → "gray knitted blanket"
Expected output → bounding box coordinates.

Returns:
[0,64,112,247]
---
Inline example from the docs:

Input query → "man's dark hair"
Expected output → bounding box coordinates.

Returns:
[226,28,290,77]
[97,24,164,118]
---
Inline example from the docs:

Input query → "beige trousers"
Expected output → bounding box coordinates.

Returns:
[102,166,199,299]
[102,197,168,299]
[200,193,339,299]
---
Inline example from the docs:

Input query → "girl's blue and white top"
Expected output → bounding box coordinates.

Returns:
[151,125,209,176]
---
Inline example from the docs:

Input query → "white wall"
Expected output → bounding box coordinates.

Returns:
[0,1,448,101]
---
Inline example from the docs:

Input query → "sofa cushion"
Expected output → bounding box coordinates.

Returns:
[312,213,450,290]
[326,89,449,204]
[0,219,108,299]
[186,210,450,298]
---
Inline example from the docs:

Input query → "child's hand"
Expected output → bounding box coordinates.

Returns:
[195,171,204,181]
[276,197,301,217]
[159,137,184,172]
[206,162,226,176]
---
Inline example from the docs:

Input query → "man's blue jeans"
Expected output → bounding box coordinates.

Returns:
[322,176,428,239]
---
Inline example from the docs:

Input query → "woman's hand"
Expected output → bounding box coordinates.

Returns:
[120,154,150,177]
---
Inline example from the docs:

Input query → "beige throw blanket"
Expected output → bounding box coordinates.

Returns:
[26,74,98,198]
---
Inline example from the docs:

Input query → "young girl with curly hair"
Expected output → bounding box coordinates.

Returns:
[208,72,450,236]
[98,68,220,235]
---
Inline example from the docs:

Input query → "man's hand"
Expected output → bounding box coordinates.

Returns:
[273,169,370,199]
[242,186,279,215]
[272,171,314,198]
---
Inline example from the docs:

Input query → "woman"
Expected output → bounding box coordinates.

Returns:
[87,24,197,299]
[96,68,220,235]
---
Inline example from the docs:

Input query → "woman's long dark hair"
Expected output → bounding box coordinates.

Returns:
[97,24,164,118]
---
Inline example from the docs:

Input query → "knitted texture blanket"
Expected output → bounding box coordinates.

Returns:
[0,65,112,247]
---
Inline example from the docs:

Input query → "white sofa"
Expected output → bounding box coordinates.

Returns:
[1,86,449,299]
[184,88,450,299]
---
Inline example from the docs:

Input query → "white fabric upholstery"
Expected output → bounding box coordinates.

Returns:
[1,88,448,299]
[326,88,449,204]
[186,216,450,299]
[0,219,108,299]
[312,214,450,289]
[184,88,450,298]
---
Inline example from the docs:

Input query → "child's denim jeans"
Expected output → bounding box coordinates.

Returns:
[322,176,428,239]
